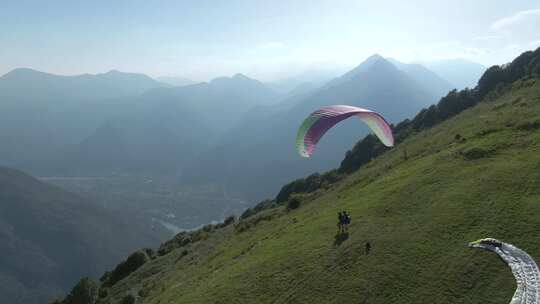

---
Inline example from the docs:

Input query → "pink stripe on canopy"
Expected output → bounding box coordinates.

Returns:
[298,105,394,158]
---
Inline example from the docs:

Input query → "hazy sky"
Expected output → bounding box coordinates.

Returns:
[1,0,539,81]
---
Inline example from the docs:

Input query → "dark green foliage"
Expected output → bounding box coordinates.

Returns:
[240,199,277,219]
[339,134,387,174]
[276,178,309,203]
[477,48,540,97]
[437,89,477,121]
[460,147,490,160]
[99,288,108,298]
[142,248,156,260]
[99,271,111,283]
[213,215,237,229]
[64,277,99,304]
[105,251,150,286]
[412,104,440,130]
[477,66,506,96]
[157,232,192,256]
[276,173,326,203]
[223,215,236,226]
[516,120,540,131]
[138,288,149,298]
[156,229,211,256]
[321,169,343,184]
[202,224,215,233]
[287,197,301,210]
[121,293,136,304]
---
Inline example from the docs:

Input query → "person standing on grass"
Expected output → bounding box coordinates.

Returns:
[337,212,344,233]
[343,211,351,232]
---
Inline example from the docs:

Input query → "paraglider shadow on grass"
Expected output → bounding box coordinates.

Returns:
[334,232,349,246]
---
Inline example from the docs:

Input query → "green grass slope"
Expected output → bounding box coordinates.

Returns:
[91,77,540,304]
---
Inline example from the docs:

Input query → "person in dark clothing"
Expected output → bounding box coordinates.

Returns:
[337,212,344,233]
[365,242,371,255]
[343,211,351,232]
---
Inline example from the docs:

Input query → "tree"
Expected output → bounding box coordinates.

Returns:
[64,277,99,304]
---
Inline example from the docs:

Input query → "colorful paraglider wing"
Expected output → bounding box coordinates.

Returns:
[296,105,394,158]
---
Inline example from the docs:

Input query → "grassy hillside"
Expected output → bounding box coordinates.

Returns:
[85,74,540,304]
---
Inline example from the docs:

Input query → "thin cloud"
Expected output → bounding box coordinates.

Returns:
[491,8,540,30]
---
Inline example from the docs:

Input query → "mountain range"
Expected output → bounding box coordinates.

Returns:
[182,55,454,199]
[49,73,281,175]
[0,69,168,171]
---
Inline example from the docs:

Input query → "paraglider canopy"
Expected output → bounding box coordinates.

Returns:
[296,105,394,158]
[469,238,540,304]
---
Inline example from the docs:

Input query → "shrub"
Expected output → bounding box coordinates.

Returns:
[121,294,136,304]
[142,248,155,260]
[202,224,214,232]
[461,147,490,160]
[99,287,108,298]
[106,250,150,286]
[99,271,111,283]
[276,173,326,202]
[138,288,149,298]
[240,200,276,219]
[223,215,236,226]
[517,120,540,131]
[287,197,301,210]
[64,277,99,304]
[158,232,192,256]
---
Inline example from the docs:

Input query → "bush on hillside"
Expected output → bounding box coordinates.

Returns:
[517,120,540,131]
[287,197,301,210]
[158,232,192,256]
[240,199,277,219]
[276,173,321,203]
[64,277,99,304]
[99,271,111,283]
[121,293,136,304]
[99,287,108,298]
[460,147,490,160]
[223,215,236,226]
[106,250,150,286]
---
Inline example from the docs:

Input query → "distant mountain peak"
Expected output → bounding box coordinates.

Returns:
[104,69,123,75]
[210,73,260,86]
[1,67,49,79]
[365,53,385,62]
[232,73,250,80]
[333,54,397,84]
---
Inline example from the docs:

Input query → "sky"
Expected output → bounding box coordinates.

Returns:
[1,0,539,81]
